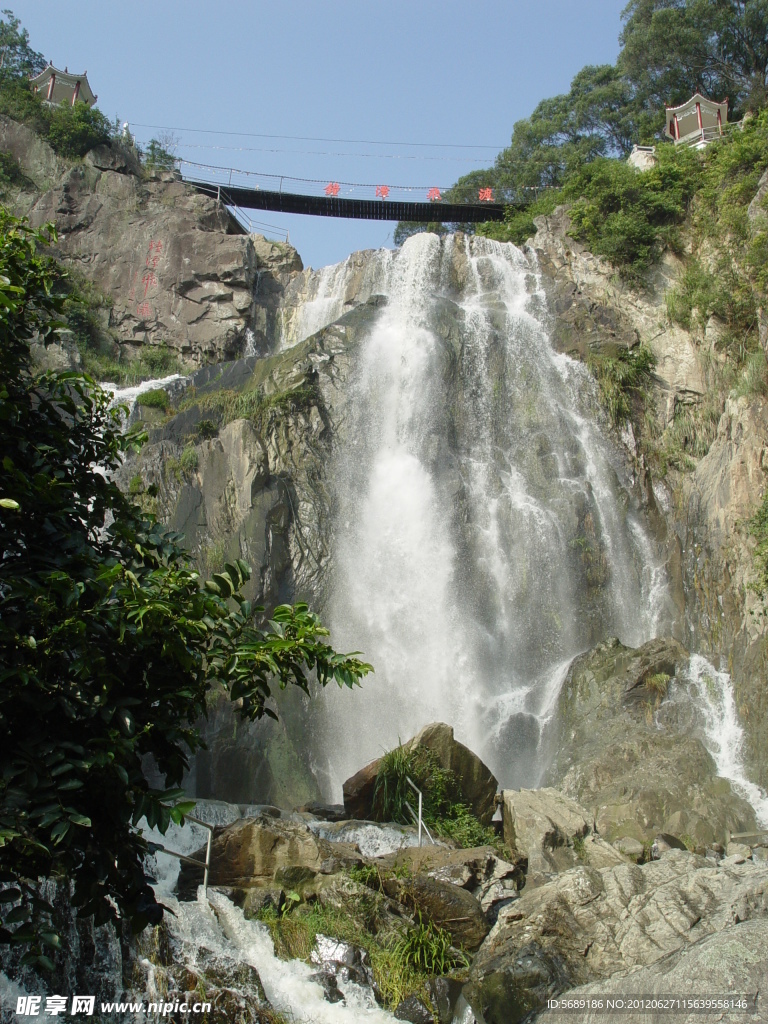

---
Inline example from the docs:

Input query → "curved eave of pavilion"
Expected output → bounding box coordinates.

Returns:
[665,91,728,116]
[29,65,96,106]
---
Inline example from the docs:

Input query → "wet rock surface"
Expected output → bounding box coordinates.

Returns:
[501,787,627,879]
[341,722,498,825]
[465,849,768,1023]
[177,814,361,894]
[543,637,757,846]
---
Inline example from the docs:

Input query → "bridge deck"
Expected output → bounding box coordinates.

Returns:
[187,181,509,222]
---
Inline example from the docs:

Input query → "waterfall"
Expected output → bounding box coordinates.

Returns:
[679,655,768,827]
[311,233,671,796]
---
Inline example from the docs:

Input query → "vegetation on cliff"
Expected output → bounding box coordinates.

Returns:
[0,212,372,966]
[372,745,502,852]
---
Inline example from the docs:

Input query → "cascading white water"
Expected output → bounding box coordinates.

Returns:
[311,232,672,796]
[139,803,398,1023]
[677,655,768,827]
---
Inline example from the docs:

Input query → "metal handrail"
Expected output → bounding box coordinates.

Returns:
[153,813,215,893]
[405,776,435,847]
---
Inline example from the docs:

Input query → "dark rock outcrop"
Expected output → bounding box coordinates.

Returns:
[466,849,768,1022]
[383,873,488,950]
[342,722,499,825]
[543,636,757,846]
[177,815,361,894]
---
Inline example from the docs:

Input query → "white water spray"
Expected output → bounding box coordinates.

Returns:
[681,655,768,827]
[314,233,671,795]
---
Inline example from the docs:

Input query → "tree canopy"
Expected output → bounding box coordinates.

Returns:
[394,0,768,244]
[0,212,372,969]
[0,9,45,81]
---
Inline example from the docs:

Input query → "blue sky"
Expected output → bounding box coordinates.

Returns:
[13,0,627,269]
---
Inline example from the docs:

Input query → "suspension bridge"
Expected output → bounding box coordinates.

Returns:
[179,159,537,223]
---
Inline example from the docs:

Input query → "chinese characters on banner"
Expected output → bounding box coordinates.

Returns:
[317,183,496,203]
[128,240,164,322]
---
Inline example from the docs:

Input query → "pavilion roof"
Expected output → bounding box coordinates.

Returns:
[29,65,97,107]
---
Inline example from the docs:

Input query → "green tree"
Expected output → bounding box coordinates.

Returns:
[46,101,114,158]
[620,0,768,113]
[0,211,372,969]
[142,138,177,171]
[0,9,45,80]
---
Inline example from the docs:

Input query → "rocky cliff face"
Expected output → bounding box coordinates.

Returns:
[1,115,303,366]
[9,107,766,807]
[532,206,768,790]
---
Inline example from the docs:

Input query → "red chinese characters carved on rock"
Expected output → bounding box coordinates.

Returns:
[325,182,341,196]
[427,187,442,201]
[478,187,494,202]
[375,185,390,199]
[146,239,164,269]
[135,239,163,319]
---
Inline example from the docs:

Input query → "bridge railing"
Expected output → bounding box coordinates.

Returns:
[178,158,542,209]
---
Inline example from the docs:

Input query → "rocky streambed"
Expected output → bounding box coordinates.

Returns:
[130,690,768,1024]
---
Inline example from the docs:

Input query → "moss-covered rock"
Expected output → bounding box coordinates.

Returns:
[543,637,756,846]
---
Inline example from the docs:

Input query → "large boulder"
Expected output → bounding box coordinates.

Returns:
[535,918,768,1024]
[375,844,524,917]
[341,722,499,825]
[177,814,360,893]
[464,850,768,1024]
[406,723,499,826]
[342,757,380,820]
[502,788,627,879]
[543,637,757,846]
[384,873,489,951]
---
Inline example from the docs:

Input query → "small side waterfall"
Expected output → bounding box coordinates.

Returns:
[678,656,768,827]
[309,233,671,796]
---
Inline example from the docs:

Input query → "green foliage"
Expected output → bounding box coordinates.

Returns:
[0,12,114,160]
[749,486,768,597]
[258,900,431,1009]
[80,345,185,387]
[142,138,176,172]
[476,190,560,247]
[180,384,320,433]
[390,911,466,975]
[562,146,701,277]
[653,397,723,472]
[136,388,170,411]
[572,835,588,862]
[196,418,218,440]
[372,743,503,852]
[644,672,671,698]
[0,150,30,197]
[736,350,768,397]
[179,444,199,475]
[431,803,499,850]
[373,745,454,824]
[0,10,45,80]
[588,346,656,425]
[619,0,768,116]
[46,101,114,158]
[0,211,372,962]
[0,75,50,139]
